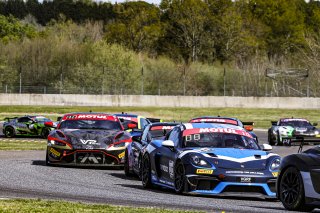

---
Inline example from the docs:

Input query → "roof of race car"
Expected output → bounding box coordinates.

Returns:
[183,122,242,129]
[61,112,118,121]
[148,122,179,130]
[114,113,138,118]
[190,116,239,125]
[280,118,308,122]
[181,123,252,138]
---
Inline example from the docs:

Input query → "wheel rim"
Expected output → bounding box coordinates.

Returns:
[280,170,301,206]
[142,156,149,184]
[175,163,184,191]
[5,128,13,137]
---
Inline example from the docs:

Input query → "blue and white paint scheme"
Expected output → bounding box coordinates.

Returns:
[141,123,280,198]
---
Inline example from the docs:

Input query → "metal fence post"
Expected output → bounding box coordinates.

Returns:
[19,66,22,94]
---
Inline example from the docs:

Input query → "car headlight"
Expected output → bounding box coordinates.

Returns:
[49,140,66,146]
[190,154,211,168]
[315,131,319,135]
[270,158,281,171]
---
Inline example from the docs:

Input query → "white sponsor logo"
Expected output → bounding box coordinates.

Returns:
[77,115,108,119]
[80,139,97,145]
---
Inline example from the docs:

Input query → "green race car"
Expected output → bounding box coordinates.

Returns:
[3,116,55,138]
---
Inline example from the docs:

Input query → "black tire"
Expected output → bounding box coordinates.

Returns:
[45,150,51,166]
[41,128,50,139]
[124,149,132,177]
[268,131,275,146]
[279,167,314,212]
[174,161,186,194]
[141,154,152,188]
[4,126,15,138]
[276,131,283,146]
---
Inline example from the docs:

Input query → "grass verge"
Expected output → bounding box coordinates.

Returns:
[0,105,320,128]
[0,199,199,213]
[0,139,46,150]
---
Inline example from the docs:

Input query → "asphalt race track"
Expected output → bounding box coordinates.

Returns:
[0,130,319,212]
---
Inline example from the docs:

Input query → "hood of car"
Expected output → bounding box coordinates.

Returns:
[57,129,125,149]
[183,148,273,170]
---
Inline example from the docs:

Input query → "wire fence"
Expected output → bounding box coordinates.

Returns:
[0,84,315,97]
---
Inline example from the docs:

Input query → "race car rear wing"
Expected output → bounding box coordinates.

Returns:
[147,118,163,123]
[296,135,320,153]
[271,121,277,126]
[4,117,18,122]
[242,121,254,131]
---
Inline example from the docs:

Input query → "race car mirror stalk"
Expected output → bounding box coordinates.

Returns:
[261,144,272,151]
[162,140,174,150]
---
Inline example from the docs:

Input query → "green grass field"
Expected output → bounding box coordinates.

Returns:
[0,199,200,213]
[1,105,320,129]
[0,139,46,150]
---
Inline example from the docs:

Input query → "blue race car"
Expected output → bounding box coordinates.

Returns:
[124,122,179,178]
[190,116,258,142]
[140,123,280,199]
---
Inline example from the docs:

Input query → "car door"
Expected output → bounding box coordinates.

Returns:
[132,126,150,172]
[156,127,180,184]
[16,117,33,134]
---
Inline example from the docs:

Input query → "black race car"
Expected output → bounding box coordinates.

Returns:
[46,113,132,166]
[277,137,320,211]
[124,122,179,178]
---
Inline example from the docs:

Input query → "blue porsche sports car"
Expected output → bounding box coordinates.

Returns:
[124,122,179,178]
[140,123,280,198]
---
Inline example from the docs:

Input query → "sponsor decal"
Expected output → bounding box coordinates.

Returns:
[159,179,174,186]
[169,160,174,179]
[191,118,238,125]
[226,171,264,175]
[80,139,98,145]
[150,126,175,131]
[49,148,61,157]
[118,116,138,122]
[272,172,278,177]
[78,153,101,164]
[196,169,213,175]
[183,128,252,138]
[160,164,169,173]
[118,151,125,159]
[239,177,252,183]
[64,114,116,121]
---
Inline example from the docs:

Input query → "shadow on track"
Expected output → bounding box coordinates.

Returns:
[31,160,123,170]
[109,173,140,181]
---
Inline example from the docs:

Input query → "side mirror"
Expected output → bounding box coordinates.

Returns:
[162,140,174,149]
[44,121,54,128]
[132,135,141,143]
[127,123,137,129]
[244,125,253,131]
[261,144,272,151]
[313,122,318,126]
[57,117,62,122]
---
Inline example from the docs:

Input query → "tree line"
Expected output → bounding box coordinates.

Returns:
[0,0,320,97]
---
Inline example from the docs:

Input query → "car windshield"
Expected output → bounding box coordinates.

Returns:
[183,132,259,150]
[59,119,122,130]
[281,120,312,128]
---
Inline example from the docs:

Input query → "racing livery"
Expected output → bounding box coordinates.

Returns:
[114,113,151,137]
[268,118,320,146]
[46,113,132,166]
[3,116,54,138]
[190,116,258,142]
[277,143,320,211]
[124,122,179,177]
[141,123,280,198]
